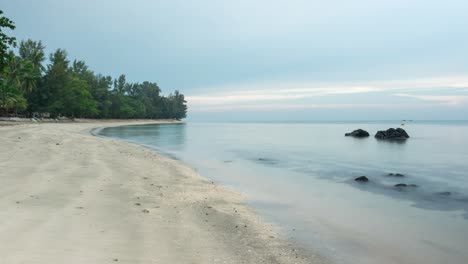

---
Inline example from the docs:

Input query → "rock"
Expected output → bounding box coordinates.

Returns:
[387,173,405,177]
[375,128,410,140]
[142,209,150,213]
[354,176,369,182]
[256,158,278,165]
[345,129,370,138]
[394,183,418,188]
[437,191,451,196]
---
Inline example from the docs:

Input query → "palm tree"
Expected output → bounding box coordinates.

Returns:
[19,39,45,72]
[19,61,40,93]
[4,52,22,88]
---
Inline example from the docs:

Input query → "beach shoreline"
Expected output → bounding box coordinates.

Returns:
[0,120,325,263]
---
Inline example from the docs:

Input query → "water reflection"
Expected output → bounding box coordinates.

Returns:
[100,123,187,152]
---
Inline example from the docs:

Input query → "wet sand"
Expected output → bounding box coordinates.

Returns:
[0,120,325,263]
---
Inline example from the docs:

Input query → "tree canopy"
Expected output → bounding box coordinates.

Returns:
[0,10,187,119]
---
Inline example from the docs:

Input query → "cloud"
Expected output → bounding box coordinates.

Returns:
[394,93,468,106]
[186,76,468,112]
[189,102,444,112]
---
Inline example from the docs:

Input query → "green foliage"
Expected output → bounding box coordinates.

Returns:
[19,39,45,72]
[0,81,27,114]
[0,10,16,73]
[0,10,187,119]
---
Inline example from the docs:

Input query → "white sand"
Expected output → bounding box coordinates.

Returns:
[0,121,325,264]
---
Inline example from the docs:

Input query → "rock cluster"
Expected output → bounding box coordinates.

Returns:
[354,176,369,182]
[374,128,409,140]
[345,129,370,138]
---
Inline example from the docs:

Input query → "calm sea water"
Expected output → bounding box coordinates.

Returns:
[99,121,468,264]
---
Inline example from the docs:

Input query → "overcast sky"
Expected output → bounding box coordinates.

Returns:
[3,0,468,120]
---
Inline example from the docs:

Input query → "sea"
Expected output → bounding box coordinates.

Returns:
[99,121,468,264]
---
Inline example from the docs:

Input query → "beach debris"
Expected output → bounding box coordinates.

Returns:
[354,176,369,182]
[134,203,141,206]
[345,129,370,137]
[387,173,405,177]
[56,143,60,145]
[375,128,410,140]
[113,258,118,261]
[142,209,150,213]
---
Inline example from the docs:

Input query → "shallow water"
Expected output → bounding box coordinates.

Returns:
[99,121,468,264]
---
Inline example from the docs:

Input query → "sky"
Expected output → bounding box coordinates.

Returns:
[2,0,468,121]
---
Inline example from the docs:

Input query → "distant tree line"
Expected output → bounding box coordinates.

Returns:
[0,10,187,119]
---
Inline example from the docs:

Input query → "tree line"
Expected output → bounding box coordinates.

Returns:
[0,10,187,119]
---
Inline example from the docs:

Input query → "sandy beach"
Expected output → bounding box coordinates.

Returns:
[0,120,324,264]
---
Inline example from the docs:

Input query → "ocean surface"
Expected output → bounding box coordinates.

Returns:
[99,121,468,264]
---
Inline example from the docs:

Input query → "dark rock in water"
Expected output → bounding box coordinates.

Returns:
[437,191,451,196]
[345,129,370,138]
[354,176,369,182]
[387,173,405,177]
[256,158,278,165]
[375,128,410,140]
[394,183,418,188]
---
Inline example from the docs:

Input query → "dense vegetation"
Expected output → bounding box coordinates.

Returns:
[0,10,187,119]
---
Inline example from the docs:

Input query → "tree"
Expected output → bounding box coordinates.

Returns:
[19,39,45,72]
[0,59,27,117]
[0,84,26,115]
[0,11,188,119]
[114,74,126,94]
[0,10,16,73]
[41,49,70,114]
[90,74,113,118]
[48,76,97,117]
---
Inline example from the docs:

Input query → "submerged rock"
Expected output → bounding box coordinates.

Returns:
[437,191,451,196]
[354,176,369,182]
[375,128,410,140]
[394,183,418,188]
[345,129,370,138]
[387,173,405,177]
[256,158,278,165]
